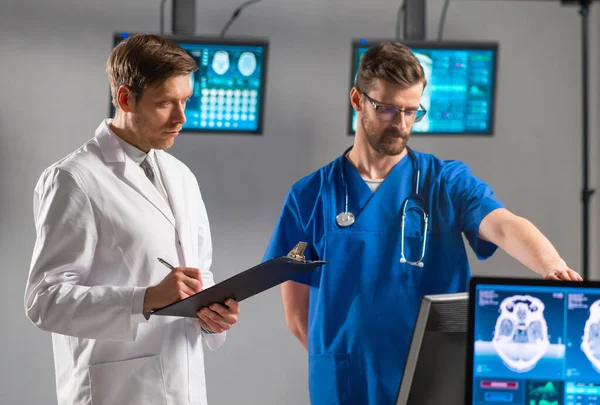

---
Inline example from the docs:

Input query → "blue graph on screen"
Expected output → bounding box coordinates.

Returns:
[351,44,496,135]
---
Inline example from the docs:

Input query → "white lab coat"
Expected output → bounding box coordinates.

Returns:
[25,120,225,405]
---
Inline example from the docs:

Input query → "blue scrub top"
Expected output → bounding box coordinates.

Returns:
[263,149,503,405]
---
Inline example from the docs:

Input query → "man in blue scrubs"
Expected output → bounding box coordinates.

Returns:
[262,42,582,405]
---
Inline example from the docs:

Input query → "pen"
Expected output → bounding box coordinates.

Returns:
[157,257,175,271]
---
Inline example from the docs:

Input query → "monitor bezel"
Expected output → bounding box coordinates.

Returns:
[465,276,600,405]
[347,39,499,136]
[396,292,469,405]
[110,33,270,135]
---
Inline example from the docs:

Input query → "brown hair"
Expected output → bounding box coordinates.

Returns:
[107,33,198,107]
[355,41,426,93]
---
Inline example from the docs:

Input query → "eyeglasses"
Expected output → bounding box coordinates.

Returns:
[360,90,427,123]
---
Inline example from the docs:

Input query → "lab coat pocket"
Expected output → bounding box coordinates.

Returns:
[309,353,352,405]
[88,355,167,405]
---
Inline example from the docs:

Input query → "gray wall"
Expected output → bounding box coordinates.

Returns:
[1,0,599,403]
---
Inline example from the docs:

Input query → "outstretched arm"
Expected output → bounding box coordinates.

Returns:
[478,208,582,281]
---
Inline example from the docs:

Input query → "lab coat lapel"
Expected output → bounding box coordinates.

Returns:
[121,158,177,227]
[95,121,176,227]
[155,151,194,265]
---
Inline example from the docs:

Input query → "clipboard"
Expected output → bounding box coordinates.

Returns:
[149,242,325,318]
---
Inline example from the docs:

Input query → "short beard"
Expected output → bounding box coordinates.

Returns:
[360,115,408,156]
[130,115,174,151]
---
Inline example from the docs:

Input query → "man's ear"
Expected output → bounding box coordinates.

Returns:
[116,85,135,113]
[349,87,363,112]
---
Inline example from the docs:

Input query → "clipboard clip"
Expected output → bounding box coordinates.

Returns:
[287,241,308,261]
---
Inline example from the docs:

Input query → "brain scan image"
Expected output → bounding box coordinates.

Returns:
[238,52,257,77]
[492,295,550,373]
[212,51,230,75]
[581,300,600,372]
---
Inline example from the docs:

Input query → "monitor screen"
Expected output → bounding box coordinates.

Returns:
[349,40,498,135]
[112,33,269,134]
[396,292,469,405]
[467,277,600,405]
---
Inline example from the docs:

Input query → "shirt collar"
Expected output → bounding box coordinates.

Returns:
[106,119,154,166]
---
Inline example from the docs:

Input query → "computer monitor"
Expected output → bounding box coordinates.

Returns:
[396,292,469,405]
[466,277,600,405]
[111,33,269,134]
[348,39,498,135]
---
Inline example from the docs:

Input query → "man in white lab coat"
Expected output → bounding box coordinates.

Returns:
[24,34,239,405]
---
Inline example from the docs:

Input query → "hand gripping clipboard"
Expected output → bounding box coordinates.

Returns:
[149,242,325,318]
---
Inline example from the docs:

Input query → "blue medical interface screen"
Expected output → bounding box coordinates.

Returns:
[471,283,600,405]
[350,43,496,135]
[113,34,267,134]
[183,42,265,133]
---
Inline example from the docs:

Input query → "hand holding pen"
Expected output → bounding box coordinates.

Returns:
[142,258,204,313]
[155,258,241,333]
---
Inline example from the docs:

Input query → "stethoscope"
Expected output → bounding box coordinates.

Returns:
[336,146,429,267]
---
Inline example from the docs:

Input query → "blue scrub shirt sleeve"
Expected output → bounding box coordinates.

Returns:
[445,161,504,260]
[263,189,314,285]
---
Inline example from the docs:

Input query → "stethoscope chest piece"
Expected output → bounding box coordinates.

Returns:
[336,211,356,227]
